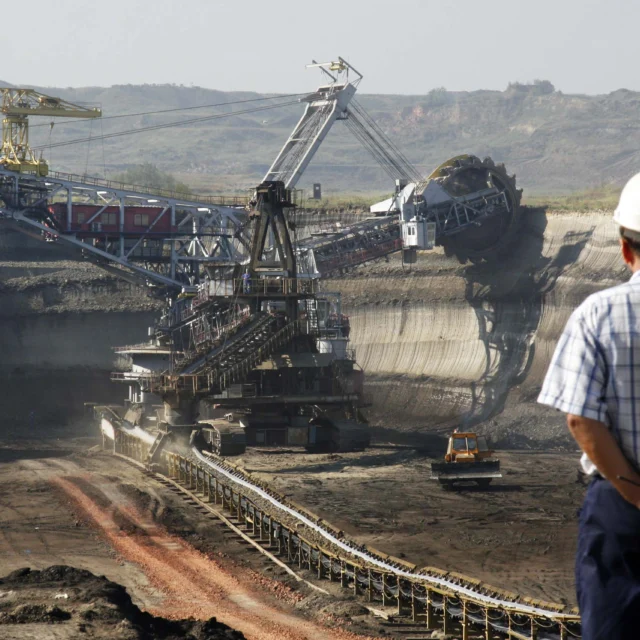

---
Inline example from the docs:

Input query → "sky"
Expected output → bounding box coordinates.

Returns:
[4,0,637,96]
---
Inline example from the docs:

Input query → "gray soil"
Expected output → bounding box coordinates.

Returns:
[327,208,625,447]
[0,566,244,639]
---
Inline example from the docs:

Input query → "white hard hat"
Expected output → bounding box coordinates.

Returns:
[614,173,640,233]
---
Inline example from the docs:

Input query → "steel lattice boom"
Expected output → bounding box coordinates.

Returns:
[0,167,247,291]
[1,88,102,176]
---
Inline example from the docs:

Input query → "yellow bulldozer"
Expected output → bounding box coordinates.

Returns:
[430,431,502,489]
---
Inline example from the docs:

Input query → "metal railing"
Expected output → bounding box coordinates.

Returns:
[113,343,169,354]
[203,277,319,298]
[159,319,305,395]
[110,371,158,382]
[177,312,266,373]
[41,169,250,208]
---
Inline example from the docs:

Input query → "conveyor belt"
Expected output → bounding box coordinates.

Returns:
[191,446,572,621]
[105,421,581,639]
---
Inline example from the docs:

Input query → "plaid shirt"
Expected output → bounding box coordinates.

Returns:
[538,270,640,474]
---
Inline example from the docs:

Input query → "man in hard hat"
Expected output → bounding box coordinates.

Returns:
[539,173,640,639]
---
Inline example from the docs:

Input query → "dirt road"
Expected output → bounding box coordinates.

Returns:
[0,442,380,640]
[0,445,162,611]
[54,472,372,640]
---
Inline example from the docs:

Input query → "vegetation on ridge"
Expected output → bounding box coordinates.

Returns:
[524,185,621,212]
[112,163,192,195]
[10,80,640,197]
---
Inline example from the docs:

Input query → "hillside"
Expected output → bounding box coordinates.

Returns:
[6,80,640,196]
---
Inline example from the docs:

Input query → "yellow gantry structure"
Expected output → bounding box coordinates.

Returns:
[0,88,101,176]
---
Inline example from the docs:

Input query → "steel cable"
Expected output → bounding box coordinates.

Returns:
[350,99,421,183]
[344,116,405,181]
[32,100,302,151]
[30,92,309,129]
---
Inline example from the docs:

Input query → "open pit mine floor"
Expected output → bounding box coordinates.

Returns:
[240,445,583,608]
[0,432,583,639]
[0,436,405,640]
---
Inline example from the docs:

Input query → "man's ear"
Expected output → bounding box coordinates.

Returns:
[621,237,636,267]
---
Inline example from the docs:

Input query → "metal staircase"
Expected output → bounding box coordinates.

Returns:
[173,307,252,372]
[305,298,319,333]
[178,313,275,375]
[157,318,306,396]
[207,316,279,375]
[216,320,303,392]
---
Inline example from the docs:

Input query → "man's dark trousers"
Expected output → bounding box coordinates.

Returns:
[577,476,640,639]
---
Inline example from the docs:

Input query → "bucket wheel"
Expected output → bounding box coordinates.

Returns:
[433,156,522,263]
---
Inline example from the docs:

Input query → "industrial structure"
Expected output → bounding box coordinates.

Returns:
[111,178,367,454]
[109,428,581,640]
[1,88,101,176]
[0,58,584,638]
[0,57,523,456]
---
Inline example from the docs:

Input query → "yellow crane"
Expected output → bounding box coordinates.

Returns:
[1,88,101,177]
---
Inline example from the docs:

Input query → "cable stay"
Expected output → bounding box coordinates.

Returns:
[32,98,303,152]
[29,92,308,129]
[345,99,421,184]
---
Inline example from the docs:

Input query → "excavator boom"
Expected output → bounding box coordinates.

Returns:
[1,88,102,118]
[263,58,360,190]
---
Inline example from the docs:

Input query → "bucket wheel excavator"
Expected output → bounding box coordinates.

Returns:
[295,150,523,275]
[0,57,524,463]
[0,58,524,285]
[366,151,522,267]
[264,58,524,272]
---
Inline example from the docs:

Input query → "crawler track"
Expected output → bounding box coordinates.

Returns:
[111,428,582,640]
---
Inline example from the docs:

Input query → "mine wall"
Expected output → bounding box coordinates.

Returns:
[0,230,160,429]
[322,208,626,447]
[0,209,627,446]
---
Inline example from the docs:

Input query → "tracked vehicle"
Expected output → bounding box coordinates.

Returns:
[431,431,502,489]
[103,180,368,455]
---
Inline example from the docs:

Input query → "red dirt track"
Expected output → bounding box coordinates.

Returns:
[53,474,373,640]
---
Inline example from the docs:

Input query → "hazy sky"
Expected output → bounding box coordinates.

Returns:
[5,0,636,95]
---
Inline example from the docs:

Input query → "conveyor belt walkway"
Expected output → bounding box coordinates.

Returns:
[105,421,583,639]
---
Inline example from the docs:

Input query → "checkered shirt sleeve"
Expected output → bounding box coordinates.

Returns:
[538,307,608,424]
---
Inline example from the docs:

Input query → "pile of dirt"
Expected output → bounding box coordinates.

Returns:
[0,602,71,624]
[0,566,245,639]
